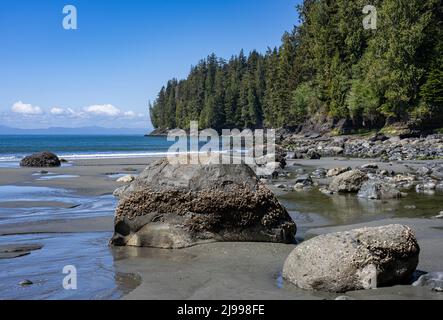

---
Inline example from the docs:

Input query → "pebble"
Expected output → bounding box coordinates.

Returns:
[434,212,443,219]
[19,280,33,286]
[117,175,135,183]
[335,296,356,300]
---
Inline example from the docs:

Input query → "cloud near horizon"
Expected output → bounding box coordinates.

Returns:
[4,101,148,129]
[12,101,43,115]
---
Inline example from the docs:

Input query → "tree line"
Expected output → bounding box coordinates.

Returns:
[149,0,443,132]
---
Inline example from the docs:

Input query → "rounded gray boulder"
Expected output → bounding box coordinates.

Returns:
[283,225,420,293]
[328,169,368,193]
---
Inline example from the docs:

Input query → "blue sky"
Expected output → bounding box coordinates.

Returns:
[0,0,301,129]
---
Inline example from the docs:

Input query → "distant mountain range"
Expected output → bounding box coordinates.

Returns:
[0,125,149,135]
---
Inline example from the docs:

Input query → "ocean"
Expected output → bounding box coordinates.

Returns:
[0,135,177,163]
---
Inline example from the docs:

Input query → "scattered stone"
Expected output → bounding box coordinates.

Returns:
[113,185,128,198]
[327,167,351,177]
[404,205,417,210]
[20,152,61,168]
[294,174,313,187]
[416,181,438,192]
[434,211,443,219]
[413,272,443,289]
[369,133,389,142]
[328,170,368,193]
[117,175,135,183]
[417,167,432,176]
[335,296,356,300]
[285,151,296,160]
[281,133,443,162]
[319,188,334,195]
[19,280,33,286]
[433,287,443,293]
[283,225,420,293]
[294,175,314,190]
[110,159,297,249]
[305,149,321,160]
[357,180,402,200]
[359,164,379,174]
[311,168,327,179]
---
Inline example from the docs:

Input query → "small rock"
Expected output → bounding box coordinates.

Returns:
[417,167,432,176]
[404,205,417,210]
[327,167,351,177]
[305,149,321,160]
[413,272,443,289]
[311,168,327,179]
[360,164,379,174]
[358,180,402,200]
[328,170,368,193]
[319,188,334,195]
[433,287,443,293]
[285,152,297,160]
[335,296,356,301]
[20,280,33,286]
[117,175,135,183]
[434,211,443,219]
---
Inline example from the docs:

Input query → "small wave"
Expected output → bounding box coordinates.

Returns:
[0,156,20,162]
[0,149,233,162]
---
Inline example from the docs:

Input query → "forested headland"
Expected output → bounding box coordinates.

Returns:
[149,0,443,134]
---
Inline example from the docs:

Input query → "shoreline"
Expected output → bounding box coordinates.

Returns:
[0,155,442,300]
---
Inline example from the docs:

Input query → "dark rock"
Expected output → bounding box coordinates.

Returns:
[110,159,296,249]
[20,152,61,168]
[305,149,321,160]
[370,133,389,142]
[294,174,314,190]
[311,168,327,179]
[19,280,33,286]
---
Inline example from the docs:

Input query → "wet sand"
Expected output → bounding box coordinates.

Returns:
[0,156,442,300]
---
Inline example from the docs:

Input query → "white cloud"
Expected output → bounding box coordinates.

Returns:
[50,107,66,115]
[124,111,136,117]
[84,104,121,117]
[11,101,43,115]
[50,107,80,116]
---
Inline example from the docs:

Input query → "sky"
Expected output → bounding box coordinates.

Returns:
[0,0,301,130]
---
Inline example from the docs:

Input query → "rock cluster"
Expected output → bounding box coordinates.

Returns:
[282,134,443,161]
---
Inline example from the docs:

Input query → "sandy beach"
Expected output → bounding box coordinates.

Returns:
[1,156,443,300]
